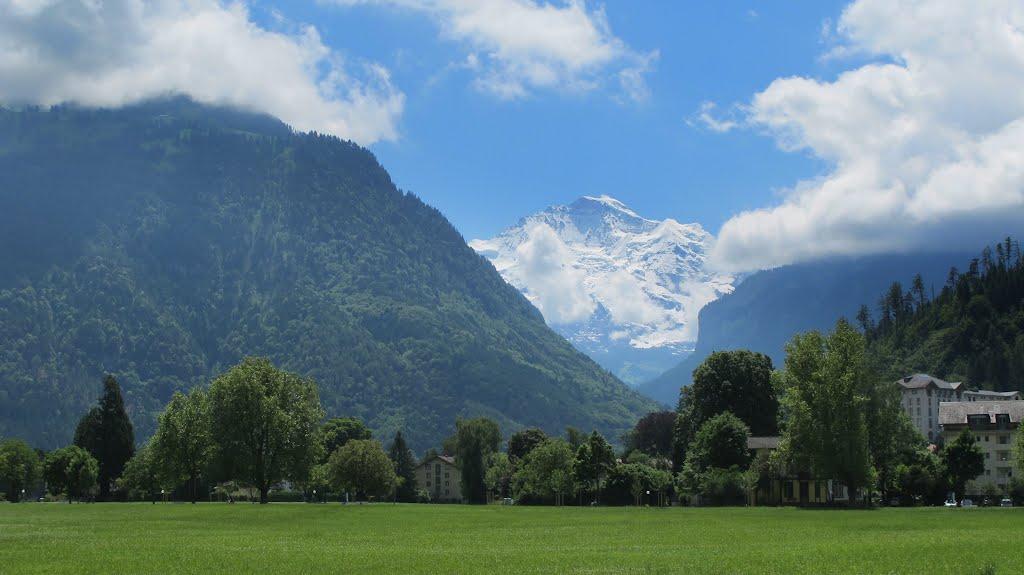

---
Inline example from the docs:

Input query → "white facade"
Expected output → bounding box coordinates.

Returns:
[896,375,963,442]
[963,390,1022,402]
[939,402,1024,494]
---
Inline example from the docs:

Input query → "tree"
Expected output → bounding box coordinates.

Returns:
[150,388,215,503]
[73,375,135,499]
[0,439,42,502]
[629,411,676,459]
[508,428,548,461]
[484,452,514,500]
[687,412,750,472]
[328,439,398,501]
[322,417,372,461]
[573,431,616,503]
[675,350,777,466]
[208,357,325,504]
[387,431,418,503]
[117,444,170,503]
[512,439,577,506]
[774,319,873,503]
[943,428,984,504]
[565,427,587,451]
[43,446,98,503]
[447,417,501,504]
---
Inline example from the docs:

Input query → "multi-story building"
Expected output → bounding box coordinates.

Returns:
[415,455,462,503]
[963,390,1022,402]
[896,374,963,441]
[938,402,1024,494]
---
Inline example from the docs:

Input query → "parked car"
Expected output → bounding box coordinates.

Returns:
[1000,498,1013,507]
[962,499,975,507]
[944,499,957,507]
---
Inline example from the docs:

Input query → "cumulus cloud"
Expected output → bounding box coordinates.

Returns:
[329,0,657,101]
[593,269,661,325]
[0,0,404,144]
[688,101,741,133]
[513,221,596,324]
[711,0,1024,272]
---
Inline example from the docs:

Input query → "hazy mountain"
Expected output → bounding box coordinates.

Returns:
[470,196,735,384]
[0,99,657,452]
[638,252,973,406]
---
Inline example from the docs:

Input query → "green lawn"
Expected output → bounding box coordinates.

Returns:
[0,503,1019,574]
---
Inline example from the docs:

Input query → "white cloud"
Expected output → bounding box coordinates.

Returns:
[329,0,656,101]
[711,0,1024,272]
[512,221,596,324]
[688,101,741,133]
[593,269,661,325]
[0,0,404,144]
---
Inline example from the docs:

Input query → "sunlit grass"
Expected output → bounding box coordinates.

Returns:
[1,503,1020,574]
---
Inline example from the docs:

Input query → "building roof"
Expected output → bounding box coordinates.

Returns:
[896,374,963,391]
[747,436,780,450]
[962,390,1022,399]
[938,402,1024,426]
[416,454,457,468]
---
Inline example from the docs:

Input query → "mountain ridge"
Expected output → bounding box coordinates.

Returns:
[0,99,658,452]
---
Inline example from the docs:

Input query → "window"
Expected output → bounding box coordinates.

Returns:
[917,397,921,404]
[435,464,441,473]
[426,481,431,487]
[984,436,989,442]
[986,452,991,459]
[783,481,794,500]
[445,472,449,479]
[985,470,991,476]
[999,436,1010,445]
[815,482,821,500]
[444,481,449,487]
[998,451,1010,461]
[917,407,921,416]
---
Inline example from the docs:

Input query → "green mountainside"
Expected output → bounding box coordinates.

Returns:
[0,99,656,451]
[638,253,971,406]
[864,240,1024,390]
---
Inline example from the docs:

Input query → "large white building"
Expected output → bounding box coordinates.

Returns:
[896,374,963,441]
[939,402,1024,494]
[962,390,1022,402]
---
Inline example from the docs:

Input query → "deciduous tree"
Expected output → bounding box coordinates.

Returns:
[513,438,576,506]
[208,357,325,504]
[0,439,42,502]
[328,439,398,501]
[322,417,372,461]
[943,428,985,504]
[774,319,873,503]
[150,389,215,503]
[43,445,98,503]
[508,428,548,461]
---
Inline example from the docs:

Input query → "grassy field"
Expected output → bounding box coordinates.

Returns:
[0,503,1020,574]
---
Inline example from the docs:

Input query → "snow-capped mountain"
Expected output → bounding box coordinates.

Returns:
[469,195,736,385]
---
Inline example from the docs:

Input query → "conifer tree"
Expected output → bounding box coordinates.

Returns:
[74,375,135,499]
[388,430,418,502]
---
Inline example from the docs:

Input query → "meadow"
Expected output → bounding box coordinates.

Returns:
[0,503,1019,574]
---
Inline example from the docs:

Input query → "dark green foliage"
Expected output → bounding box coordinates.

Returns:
[603,463,673,506]
[687,412,751,472]
[116,444,169,503]
[674,350,776,468]
[328,439,398,501]
[448,417,501,504]
[0,100,656,452]
[43,445,98,502]
[322,418,372,462]
[0,438,42,501]
[387,431,418,503]
[507,428,548,461]
[208,357,325,504]
[943,428,985,503]
[627,411,675,459]
[512,438,576,505]
[864,239,1024,391]
[572,431,616,503]
[892,450,948,506]
[72,375,135,499]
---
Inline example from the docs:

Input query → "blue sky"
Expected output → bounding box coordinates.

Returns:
[3,0,1022,272]
[261,1,846,242]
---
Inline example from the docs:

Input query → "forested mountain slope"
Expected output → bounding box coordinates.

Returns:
[864,240,1024,390]
[637,253,970,406]
[0,99,656,451]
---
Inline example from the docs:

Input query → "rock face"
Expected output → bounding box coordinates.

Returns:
[470,196,736,384]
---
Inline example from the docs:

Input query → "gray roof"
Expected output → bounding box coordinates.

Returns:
[747,436,780,450]
[938,402,1024,426]
[896,374,963,391]
[962,390,1022,399]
